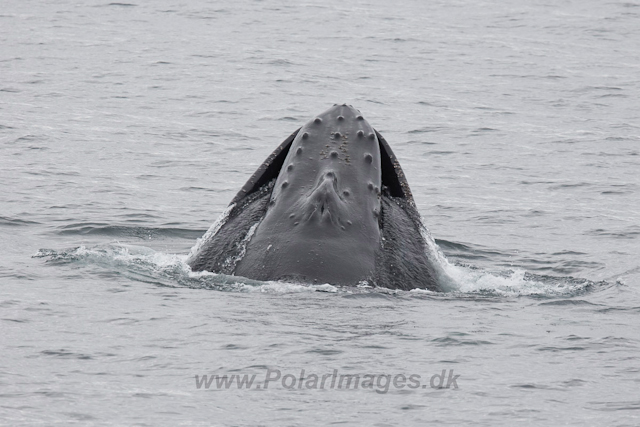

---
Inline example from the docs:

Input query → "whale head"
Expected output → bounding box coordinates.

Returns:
[189,104,440,290]
[266,104,382,239]
[231,105,385,284]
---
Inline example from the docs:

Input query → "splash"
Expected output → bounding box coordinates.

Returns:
[415,217,604,297]
[33,244,337,294]
[220,222,259,272]
[33,234,607,298]
[423,265,602,297]
[417,217,458,292]
[185,203,235,264]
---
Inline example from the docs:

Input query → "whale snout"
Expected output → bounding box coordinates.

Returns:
[265,104,383,233]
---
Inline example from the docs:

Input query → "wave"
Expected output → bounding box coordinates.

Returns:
[55,223,204,240]
[0,216,40,227]
[33,242,611,298]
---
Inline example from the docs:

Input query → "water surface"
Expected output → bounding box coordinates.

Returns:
[1,0,639,425]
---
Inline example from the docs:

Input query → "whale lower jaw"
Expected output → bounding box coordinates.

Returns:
[234,231,377,286]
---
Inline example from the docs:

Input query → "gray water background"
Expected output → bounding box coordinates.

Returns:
[1,0,640,425]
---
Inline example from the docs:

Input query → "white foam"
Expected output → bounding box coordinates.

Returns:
[221,221,259,271]
[413,217,591,296]
[185,203,235,263]
[417,217,459,292]
[35,233,595,297]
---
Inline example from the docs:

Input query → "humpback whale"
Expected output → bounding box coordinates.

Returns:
[188,105,441,291]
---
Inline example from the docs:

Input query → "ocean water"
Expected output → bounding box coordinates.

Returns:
[2,0,640,425]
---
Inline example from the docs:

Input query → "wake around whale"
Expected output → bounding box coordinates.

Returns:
[188,104,443,291]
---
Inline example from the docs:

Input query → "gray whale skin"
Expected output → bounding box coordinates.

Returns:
[188,104,441,291]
